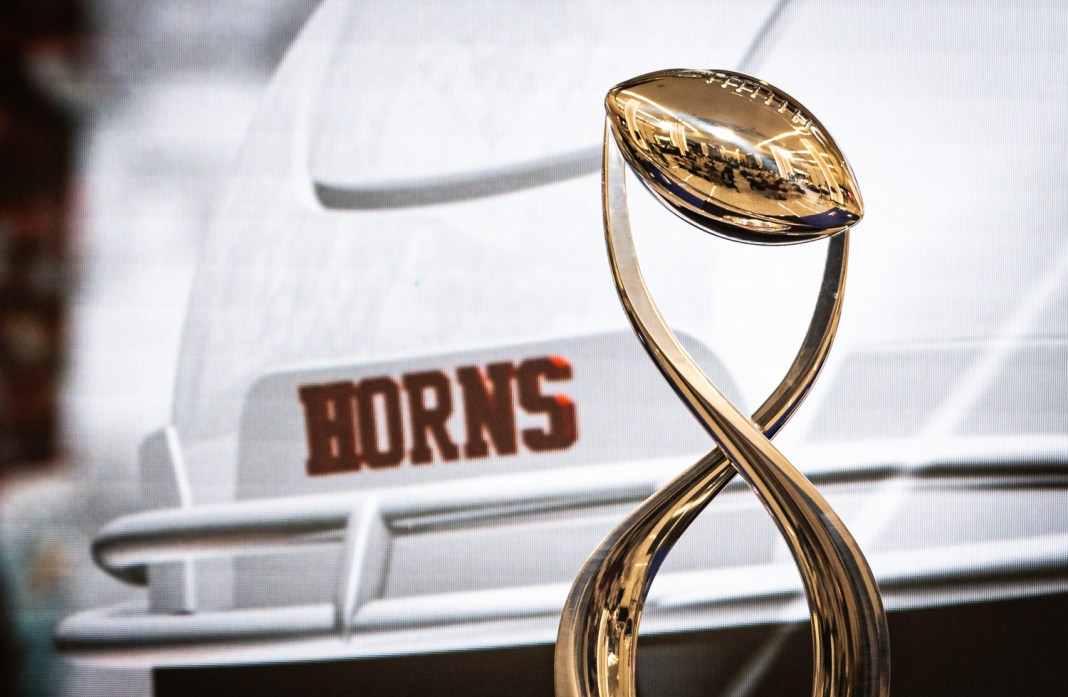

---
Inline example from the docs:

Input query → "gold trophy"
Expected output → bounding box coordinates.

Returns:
[556,70,890,697]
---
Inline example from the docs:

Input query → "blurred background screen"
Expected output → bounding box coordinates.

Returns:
[0,2,1066,696]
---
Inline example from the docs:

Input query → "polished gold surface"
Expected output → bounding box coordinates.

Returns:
[606,69,863,244]
[556,72,888,697]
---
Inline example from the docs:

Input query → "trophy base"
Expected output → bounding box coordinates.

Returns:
[154,591,1068,697]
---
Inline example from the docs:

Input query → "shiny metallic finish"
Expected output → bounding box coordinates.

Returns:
[605,69,863,244]
[556,77,889,697]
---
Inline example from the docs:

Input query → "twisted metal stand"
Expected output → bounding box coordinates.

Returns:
[554,125,890,697]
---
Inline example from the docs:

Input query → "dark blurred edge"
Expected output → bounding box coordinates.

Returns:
[0,2,85,695]
[0,0,86,471]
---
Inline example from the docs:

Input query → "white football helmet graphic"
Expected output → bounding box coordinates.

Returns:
[58,1,1068,695]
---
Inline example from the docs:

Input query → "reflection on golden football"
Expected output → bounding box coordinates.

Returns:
[606,69,863,245]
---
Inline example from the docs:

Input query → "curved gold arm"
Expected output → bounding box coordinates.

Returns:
[554,124,889,697]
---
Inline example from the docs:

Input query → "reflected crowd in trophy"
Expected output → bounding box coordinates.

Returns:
[615,74,860,232]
